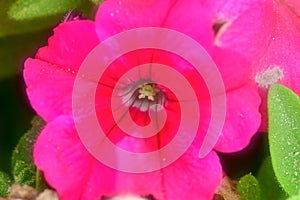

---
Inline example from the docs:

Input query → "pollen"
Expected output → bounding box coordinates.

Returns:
[138,84,159,101]
[255,66,284,88]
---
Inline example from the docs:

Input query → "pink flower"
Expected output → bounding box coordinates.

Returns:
[24,0,261,199]
[211,0,300,130]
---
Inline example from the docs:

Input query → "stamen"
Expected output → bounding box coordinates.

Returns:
[120,81,165,112]
[138,84,159,101]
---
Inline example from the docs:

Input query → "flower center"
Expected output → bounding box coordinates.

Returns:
[138,83,159,101]
[121,81,166,112]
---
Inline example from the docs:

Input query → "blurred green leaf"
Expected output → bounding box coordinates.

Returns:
[11,116,45,187]
[0,171,12,197]
[9,0,82,20]
[0,0,61,37]
[89,0,104,5]
[0,0,95,37]
[237,174,261,200]
[257,157,288,200]
[13,160,36,186]
[287,194,300,200]
[0,29,49,79]
[268,84,300,196]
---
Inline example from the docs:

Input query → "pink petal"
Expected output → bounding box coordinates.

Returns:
[212,47,251,91]
[35,115,125,200]
[214,83,261,153]
[98,139,222,200]
[95,0,214,51]
[250,1,300,93]
[214,0,274,61]
[281,0,300,17]
[23,20,99,121]
[251,1,300,130]
[207,0,267,21]
[24,59,74,121]
[35,115,222,199]
[162,0,215,51]
[157,148,222,199]
[34,116,108,200]
[36,20,99,72]
[211,0,300,131]
[95,0,173,40]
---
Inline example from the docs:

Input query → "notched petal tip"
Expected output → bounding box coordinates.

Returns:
[212,19,228,36]
[213,20,232,46]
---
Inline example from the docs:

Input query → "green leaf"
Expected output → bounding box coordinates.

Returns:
[287,194,300,200]
[0,0,95,37]
[237,174,261,200]
[0,0,61,37]
[11,116,45,187]
[8,0,83,20]
[257,157,288,200]
[89,0,104,5]
[268,84,300,196]
[13,160,36,186]
[0,171,12,197]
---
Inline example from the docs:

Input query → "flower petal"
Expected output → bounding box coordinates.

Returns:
[163,0,214,51]
[34,116,102,200]
[214,0,274,61]
[212,47,251,91]
[24,20,99,121]
[211,0,300,131]
[24,59,74,121]
[95,0,214,50]
[281,0,300,17]
[36,20,99,72]
[95,0,172,40]
[35,116,130,200]
[208,0,267,21]
[157,148,222,199]
[251,1,300,130]
[34,115,222,200]
[214,83,261,153]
